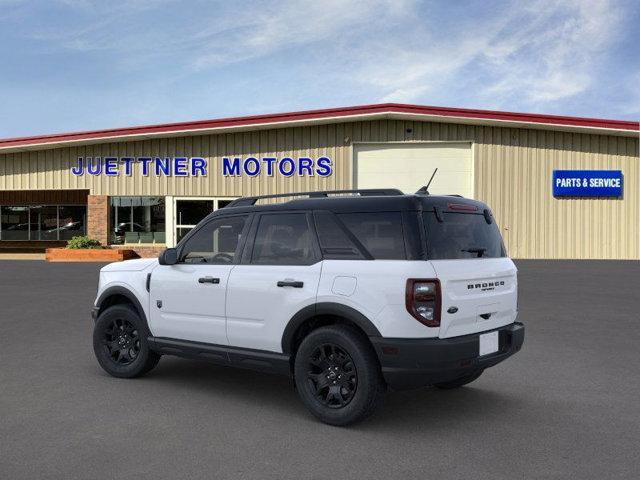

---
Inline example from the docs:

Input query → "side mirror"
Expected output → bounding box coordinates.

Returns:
[158,248,178,265]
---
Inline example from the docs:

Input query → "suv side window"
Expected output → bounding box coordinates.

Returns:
[180,215,248,264]
[314,211,366,260]
[337,212,406,260]
[251,213,318,265]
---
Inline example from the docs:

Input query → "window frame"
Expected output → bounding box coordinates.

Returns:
[241,211,322,266]
[175,213,252,265]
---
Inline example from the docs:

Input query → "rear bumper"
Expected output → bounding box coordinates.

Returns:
[370,322,525,390]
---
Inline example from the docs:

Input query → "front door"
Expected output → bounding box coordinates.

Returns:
[226,212,322,352]
[149,214,250,345]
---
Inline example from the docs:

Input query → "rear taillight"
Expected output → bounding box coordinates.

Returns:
[406,279,441,327]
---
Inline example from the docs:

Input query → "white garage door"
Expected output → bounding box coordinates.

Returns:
[354,142,473,197]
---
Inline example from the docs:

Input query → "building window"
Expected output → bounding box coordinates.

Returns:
[0,205,86,241]
[110,196,165,244]
[175,198,234,243]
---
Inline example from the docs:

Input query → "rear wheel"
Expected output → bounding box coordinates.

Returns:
[93,304,160,378]
[434,370,483,389]
[294,325,385,426]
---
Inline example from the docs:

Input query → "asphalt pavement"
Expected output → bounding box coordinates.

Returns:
[0,259,638,479]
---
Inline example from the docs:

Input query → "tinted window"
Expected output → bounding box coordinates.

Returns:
[314,212,365,260]
[252,214,317,265]
[423,212,505,259]
[338,212,406,260]
[181,215,248,264]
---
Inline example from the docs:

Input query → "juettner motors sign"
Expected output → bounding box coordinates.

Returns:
[70,156,333,177]
[552,170,623,197]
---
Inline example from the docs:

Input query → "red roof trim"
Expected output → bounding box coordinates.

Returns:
[0,103,637,148]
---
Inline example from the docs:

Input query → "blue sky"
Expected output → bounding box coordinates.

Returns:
[1,0,638,138]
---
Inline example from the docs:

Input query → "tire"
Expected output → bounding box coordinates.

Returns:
[434,370,483,389]
[294,325,385,426]
[93,304,160,378]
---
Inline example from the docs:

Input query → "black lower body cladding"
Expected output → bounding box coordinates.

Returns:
[370,322,525,390]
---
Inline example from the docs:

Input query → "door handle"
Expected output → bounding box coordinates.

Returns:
[198,276,220,284]
[277,280,304,288]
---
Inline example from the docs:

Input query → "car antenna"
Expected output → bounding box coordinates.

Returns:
[415,168,438,195]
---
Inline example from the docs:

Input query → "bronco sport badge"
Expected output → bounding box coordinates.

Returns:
[467,280,505,291]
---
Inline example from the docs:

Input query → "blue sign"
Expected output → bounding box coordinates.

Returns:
[70,156,333,178]
[552,170,623,197]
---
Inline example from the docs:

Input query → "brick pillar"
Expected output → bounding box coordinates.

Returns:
[87,195,109,246]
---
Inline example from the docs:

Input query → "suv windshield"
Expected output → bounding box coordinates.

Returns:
[423,211,505,259]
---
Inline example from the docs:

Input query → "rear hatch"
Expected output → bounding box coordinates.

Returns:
[422,205,518,338]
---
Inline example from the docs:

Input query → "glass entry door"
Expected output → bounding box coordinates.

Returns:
[174,198,234,243]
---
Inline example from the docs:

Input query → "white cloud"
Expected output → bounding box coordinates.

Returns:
[191,0,415,69]
[330,0,626,109]
[6,0,635,120]
[478,0,623,107]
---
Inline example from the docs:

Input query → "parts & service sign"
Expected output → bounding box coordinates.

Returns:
[552,170,622,197]
[70,156,333,178]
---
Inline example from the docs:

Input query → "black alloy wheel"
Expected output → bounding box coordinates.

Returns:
[294,325,385,426]
[307,343,358,408]
[93,304,160,378]
[103,318,141,365]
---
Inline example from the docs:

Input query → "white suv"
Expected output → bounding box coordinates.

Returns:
[92,189,524,425]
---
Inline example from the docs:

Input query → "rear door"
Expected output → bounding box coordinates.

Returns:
[226,212,322,352]
[423,209,518,338]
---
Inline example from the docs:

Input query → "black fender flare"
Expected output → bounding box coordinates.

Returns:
[281,302,382,354]
[96,286,149,328]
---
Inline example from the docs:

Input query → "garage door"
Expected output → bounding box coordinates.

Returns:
[354,142,473,197]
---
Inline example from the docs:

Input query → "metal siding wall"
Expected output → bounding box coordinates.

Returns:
[470,127,639,259]
[0,120,637,259]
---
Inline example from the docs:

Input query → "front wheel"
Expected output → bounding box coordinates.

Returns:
[294,325,385,426]
[93,304,160,378]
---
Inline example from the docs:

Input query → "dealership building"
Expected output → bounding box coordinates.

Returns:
[0,103,638,259]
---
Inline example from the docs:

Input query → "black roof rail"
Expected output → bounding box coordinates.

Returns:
[226,188,404,207]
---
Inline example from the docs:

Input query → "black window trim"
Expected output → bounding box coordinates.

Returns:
[176,212,253,265]
[242,211,322,266]
[401,210,425,260]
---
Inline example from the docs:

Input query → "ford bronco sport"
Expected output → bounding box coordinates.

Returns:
[92,188,524,426]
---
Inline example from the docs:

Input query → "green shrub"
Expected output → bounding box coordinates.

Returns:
[66,235,103,249]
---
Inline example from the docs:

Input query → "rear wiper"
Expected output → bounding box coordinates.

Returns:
[462,248,486,258]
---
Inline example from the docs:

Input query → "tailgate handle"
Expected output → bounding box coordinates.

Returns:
[480,313,492,320]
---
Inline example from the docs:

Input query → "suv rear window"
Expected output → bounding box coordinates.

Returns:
[337,212,406,260]
[423,212,505,259]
